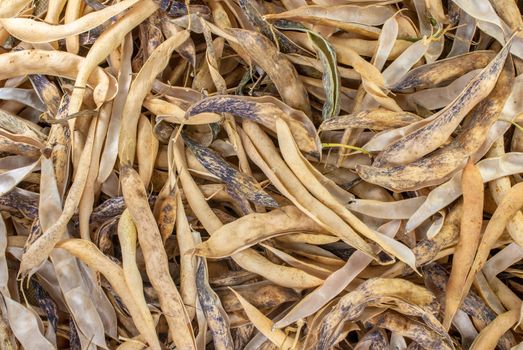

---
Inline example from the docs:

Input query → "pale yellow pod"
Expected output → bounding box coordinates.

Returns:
[463,181,523,307]
[44,0,67,24]
[0,50,117,105]
[56,239,161,350]
[121,166,196,349]
[78,102,112,240]
[0,0,31,17]
[230,288,297,350]
[487,138,523,246]
[143,98,185,120]
[194,206,330,258]
[276,119,416,270]
[175,190,198,321]
[117,209,158,345]
[443,161,484,330]
[241,120,376,258]
[0,0,140,44]
[136,114,158,188]
[488,276,522,311]
[64,0,83,53]
[20,116,97,275]
[171,134,323,289]
[118,30,190,166]
[67,0,159,130]
[470,308,520,350]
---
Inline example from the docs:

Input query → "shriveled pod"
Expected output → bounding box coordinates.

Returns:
[227,28,311,116]
[186,94,321,157]
[320,109,422,132]
[391,50,495,92]
[357,59,515,191]
[373,39,513,166]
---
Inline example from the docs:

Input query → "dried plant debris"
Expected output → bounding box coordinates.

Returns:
[0,0,522,349]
